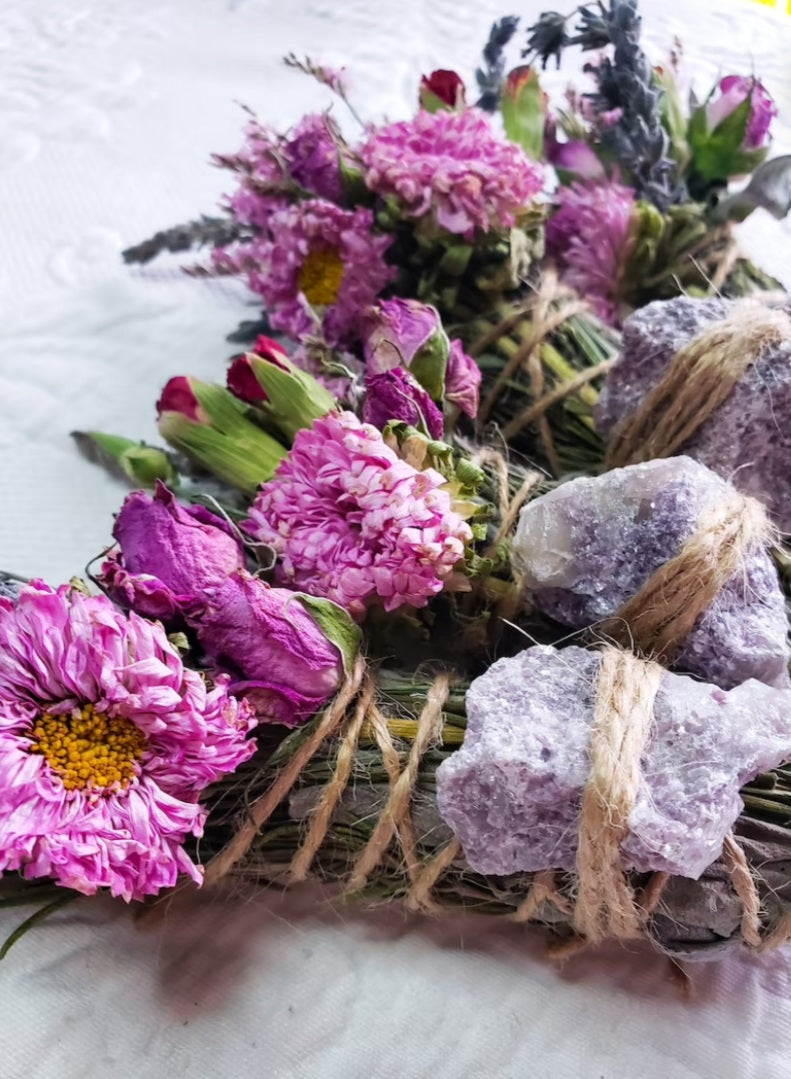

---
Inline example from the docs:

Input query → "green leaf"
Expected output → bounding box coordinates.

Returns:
[247,353,335,443]
[409,326,450,401]
[688,94,765,182]
[500,66,546,160]
[293,593,362,674]
[419,88,452,114]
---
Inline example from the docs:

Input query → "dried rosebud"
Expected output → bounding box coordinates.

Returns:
[157,376,287,495]
[363,298,449,401]
[707,76,777,151]
[420,70,466,112]
[445,340,482,419]
[227,336,290,405]
[228,342,336,444]
[363,367,444,440]
[227,355,267,405]
[690,76,778,183]
[190,570,360,726]
[97,481,245,622]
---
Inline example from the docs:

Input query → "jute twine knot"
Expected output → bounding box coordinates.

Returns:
[606,299,791,470]
[471,272,615,477]
[600,490,773,666]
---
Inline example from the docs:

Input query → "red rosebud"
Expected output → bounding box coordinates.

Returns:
[419,69,466,112]
[156,376,207,424]
[251,335,290,366]
[227,356,268,405]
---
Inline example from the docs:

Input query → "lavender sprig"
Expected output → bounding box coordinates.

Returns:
[525,2,683,209]
[122,216,244,265]
[475,16,521,112]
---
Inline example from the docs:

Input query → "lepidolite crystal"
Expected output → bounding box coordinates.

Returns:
[595,296,791,531]
[513,456,789,690]
[436,645,791,879]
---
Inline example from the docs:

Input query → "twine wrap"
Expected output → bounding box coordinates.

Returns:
[605,300,791,470]
[203,648,784,956]
[600,491,773,665]
[468,272,616,476]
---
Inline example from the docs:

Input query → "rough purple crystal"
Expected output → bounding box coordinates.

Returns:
[513,456,790,690]
[595,296,791,531]
[436,645,791,879]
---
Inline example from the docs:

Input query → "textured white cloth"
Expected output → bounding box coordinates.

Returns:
[1,2,791,1076]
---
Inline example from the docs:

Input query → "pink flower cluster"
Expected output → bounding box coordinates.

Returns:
[214,200,394,348]
[545,180,636,325]
[360,108,544,238]
[0,583,256,901]
[219,112,345,230]
[244,412,472,619]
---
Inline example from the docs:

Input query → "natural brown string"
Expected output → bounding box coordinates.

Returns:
[470,445,543,557]
[606,300,791,470]
[474,272,588,476]
[203,655,366,887]
[346,674,450,893]
[288,675,376,883]
[600,492,772,666]
[572,647,663,944]
[513,870,571,924]
[721,833,762,948]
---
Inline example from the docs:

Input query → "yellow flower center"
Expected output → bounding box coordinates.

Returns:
[298,245,345,307]
[30,704,147,792]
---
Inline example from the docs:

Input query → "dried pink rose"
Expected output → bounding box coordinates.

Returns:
[707,76,777,151]
[243,411,471,619]
[362,298,482,418]
[363,298,443,374]
[98,482,245,623]
[445,340,482,419]
[189,570,356,727]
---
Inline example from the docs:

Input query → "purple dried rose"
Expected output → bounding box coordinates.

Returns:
[362,367,444,439]
[362,298,481,418]
[706,76,777,151]
[363,298,442,374]
[445,339,482,419]
[98,482,245,622]
[190,570,359,726]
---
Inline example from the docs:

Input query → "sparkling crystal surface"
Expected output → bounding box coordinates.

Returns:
[436,645,791,878]
[513,456,790,690]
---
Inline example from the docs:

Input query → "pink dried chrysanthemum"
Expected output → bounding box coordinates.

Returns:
[0,582,256,901]
[244,412,472,619]
[214,200,394,348]
[545,180,636,325]
[360,108,544,238]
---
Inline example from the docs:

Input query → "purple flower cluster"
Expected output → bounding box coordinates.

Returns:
[545,180,636,325]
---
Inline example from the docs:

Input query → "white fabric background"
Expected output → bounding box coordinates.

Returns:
[1,2,791,1076]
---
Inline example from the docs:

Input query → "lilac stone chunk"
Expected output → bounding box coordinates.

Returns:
[513,456,790,690]
[436,645,791,879]
[595,296,791,531]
